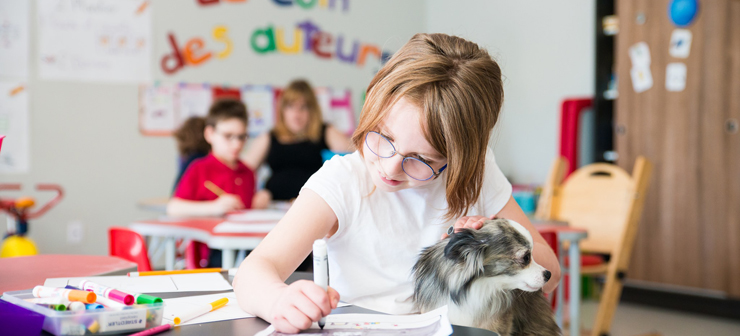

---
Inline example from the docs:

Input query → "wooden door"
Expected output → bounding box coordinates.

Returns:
[615,0,740,296]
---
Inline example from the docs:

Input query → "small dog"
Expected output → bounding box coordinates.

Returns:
[412,218,561,336]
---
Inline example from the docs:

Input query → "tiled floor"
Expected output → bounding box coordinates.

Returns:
[578,299,740,336]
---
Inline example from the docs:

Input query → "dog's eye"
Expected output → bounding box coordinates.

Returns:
[521,252,531,265]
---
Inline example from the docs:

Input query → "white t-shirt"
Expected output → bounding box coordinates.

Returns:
[301,147,512,314]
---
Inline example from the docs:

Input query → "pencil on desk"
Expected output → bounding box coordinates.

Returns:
[128,268,222,277]
[129,323,172,336]
[204,181,225,196]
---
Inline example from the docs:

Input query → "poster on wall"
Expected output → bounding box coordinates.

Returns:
[178,83,212,121]
[328,89,356,136]
[139,84,177,135]
[241,86,275,137]
[37,0,152,83]
[0,82,30,173]
[314,87,332,124]
[0,0,30,78]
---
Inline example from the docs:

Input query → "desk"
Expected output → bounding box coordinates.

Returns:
[155,272,497,336]
[535,223,588,336]
[136,197,170,213]
[0,255,137,294]
[131,217,273,270]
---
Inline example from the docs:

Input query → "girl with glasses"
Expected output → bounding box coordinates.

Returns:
[234,33,561,333]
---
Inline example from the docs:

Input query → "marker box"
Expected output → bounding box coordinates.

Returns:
[1,289,164,335]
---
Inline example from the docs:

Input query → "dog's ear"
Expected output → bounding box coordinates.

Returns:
[444,229,486,263]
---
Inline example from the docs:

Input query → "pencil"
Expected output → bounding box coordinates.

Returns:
[204,181,225,196]
[128,268,222,277]
[129,323,172,336]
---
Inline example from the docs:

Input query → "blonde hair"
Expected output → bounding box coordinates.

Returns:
[351,33,504,220]
[274,79,324,142]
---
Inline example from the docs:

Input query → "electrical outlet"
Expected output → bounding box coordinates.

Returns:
[67,220,83,244]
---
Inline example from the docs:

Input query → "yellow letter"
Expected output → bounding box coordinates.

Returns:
[213,25,233,59]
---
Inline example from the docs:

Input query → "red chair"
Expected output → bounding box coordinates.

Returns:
[108,227,152,272]
[185,241,210,269]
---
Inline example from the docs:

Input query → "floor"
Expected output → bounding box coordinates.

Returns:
[577,299,740,336]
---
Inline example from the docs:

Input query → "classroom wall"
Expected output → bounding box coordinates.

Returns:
[426,0,595,184]
[2,0,426,256]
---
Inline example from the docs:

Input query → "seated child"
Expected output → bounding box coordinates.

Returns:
[172,116,210,192]
[168,99,257,267]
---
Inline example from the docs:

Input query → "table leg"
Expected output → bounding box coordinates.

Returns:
[569,239,582,336]
[165,237,176,271]
[555,239,565,329]
[222,249,235,269]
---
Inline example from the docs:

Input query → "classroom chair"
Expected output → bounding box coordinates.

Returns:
[108,227,152,272]
[537,156,653,336]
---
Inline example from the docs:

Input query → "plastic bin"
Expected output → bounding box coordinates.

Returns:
[1,290,163,335]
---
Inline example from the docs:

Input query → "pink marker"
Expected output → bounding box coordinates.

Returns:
[79,280,134,305]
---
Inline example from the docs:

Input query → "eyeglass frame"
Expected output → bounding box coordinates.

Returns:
[214,130,248,142]
[364,131,447,181]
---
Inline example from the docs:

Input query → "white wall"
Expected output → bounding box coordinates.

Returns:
[426,0,595,184]
[2,0,425,256]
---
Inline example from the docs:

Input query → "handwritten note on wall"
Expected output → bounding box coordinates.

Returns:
[37,0,152,83]
[0,0,30,78]
[0,82,30,173]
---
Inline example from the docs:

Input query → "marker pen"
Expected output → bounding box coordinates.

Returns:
[79,280,134,305]
[313,240,329,329]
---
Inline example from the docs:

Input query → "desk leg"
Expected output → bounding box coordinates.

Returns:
[165,237,176,271]
[555,239,565,329]
[222,249,235,269]
[569,240,582,336]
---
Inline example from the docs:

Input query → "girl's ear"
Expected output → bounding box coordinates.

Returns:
[204,125,215,145]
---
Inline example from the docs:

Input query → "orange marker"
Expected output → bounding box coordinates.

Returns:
[32,286,96,304]
[128,268,222,277]
[204,181,225,196]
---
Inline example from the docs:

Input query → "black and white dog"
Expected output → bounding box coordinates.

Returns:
[413,218,561,336]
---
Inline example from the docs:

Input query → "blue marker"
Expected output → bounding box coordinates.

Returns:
[85,303,104,310]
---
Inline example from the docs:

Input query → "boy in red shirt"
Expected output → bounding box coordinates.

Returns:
[168,99,257,267]
[169,99,256,217]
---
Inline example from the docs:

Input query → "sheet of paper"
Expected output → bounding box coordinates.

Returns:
[44,273,232,293]
[255,306,452,336]
[328,89,356,136]
[37,0,152,82]
[666,62,687,92]
[162,292,253,326]
[213,222,277,234]
[178,83,213,121]
[0,82,30,173]
[0,0,30,78]
[226,209,286,222]
[669,29,692,59]
[629,42,651,67]
[630,65,653,93]
[139,83,178,134]
[241,86,275,137]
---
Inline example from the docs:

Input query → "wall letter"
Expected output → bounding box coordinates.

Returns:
[213,25,233,59]
[336,35,358,63]
[251,26,277,53]
[276,28,302,54]
[184,38,212,65]
[161,33,184,75]
[357,44,380,66]
[297,20,320,52]
[311,32,333,58]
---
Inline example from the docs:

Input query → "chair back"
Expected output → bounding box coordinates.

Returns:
[549,157,652,256]
[109,227,152,272]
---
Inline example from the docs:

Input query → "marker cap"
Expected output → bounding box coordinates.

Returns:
[135,294,163,304]
[69,290,97,304]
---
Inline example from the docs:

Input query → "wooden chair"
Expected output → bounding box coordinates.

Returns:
[537,156,652,336]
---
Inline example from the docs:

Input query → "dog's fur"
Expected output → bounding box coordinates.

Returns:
[412,218,561,336]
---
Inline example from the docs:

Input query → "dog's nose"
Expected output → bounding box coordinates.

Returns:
[543,270,551,282]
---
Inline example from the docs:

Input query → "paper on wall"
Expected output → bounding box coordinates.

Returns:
[327,89,356,136]
[666,62,687,92]
[630,65,654,93]
[139,83,178,134]
[0,0,30,78]
[241,86,275,137]
[178,83,213,122]
[669,29,692,59]
[37,0,152,82]
[629,42,651,67]
[0,82,30,173]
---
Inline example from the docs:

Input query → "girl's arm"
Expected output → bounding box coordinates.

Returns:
[166,195,244,217]
[444,196,561,293]
[233,189,340,333]
[324,125,352,153]
[243,132,271,171]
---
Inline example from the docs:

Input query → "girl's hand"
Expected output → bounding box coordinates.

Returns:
[213,194,245,214]
[270,280,340,333]
[441,215,491,239]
